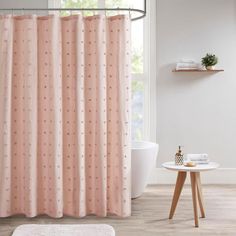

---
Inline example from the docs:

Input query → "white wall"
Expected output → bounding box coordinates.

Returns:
[0,0,48,14]
[152,0,236,183]
[0,0,48,8]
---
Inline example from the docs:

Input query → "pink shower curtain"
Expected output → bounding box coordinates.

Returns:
[0,14,131,217]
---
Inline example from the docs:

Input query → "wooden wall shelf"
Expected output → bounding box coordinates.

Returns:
[172,69,224,72]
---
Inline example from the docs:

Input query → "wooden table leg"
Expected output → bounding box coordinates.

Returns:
[196,172,205,218]
[190,172,199,227]
[169,171,187,219]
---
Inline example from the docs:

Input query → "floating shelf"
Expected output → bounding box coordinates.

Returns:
[172,69,224,72]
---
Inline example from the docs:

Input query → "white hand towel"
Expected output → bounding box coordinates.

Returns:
[176,67,199,70]
[194,160,210,164]
[179,59,196,63]
[186,154,209,161]
[176,62,202,70]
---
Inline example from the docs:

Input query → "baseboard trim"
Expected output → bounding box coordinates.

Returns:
[148,167,236,184]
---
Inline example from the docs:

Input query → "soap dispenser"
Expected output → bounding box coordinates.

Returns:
[175,146,184,165]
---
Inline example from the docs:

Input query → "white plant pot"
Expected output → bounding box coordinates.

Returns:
[131,141,159,199]
[206,65,215,70]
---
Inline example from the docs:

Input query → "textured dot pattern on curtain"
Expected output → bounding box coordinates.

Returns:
[0,14,131,218]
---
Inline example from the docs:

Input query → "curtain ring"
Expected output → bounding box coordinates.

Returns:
[129,8,131,19]
[11,8,14,16]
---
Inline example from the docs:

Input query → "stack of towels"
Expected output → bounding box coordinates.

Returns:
[176,59,202,71]
[185,154,209,164]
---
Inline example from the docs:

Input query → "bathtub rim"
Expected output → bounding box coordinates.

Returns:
[132,141,159,150]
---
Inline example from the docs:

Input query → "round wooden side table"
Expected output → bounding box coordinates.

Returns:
[162,161,219,227]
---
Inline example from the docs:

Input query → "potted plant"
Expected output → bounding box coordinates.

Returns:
[201,53,218,70]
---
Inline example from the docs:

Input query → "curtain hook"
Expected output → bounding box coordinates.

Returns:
[129,8,131,19]
[11,8,14,16]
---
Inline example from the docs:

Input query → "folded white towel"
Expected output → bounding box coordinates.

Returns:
[176,67,199,70]
[179,59,196,63]
[178,62,197,65]
[176,66,199,69]
[194,161,210,164]
[176,62,202,70]
[186,154,208,160]
[186,155,209,165]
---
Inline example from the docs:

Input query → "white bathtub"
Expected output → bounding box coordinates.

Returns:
[131,141,159,199]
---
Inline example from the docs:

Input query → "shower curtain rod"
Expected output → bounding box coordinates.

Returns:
[0,0,146,21]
